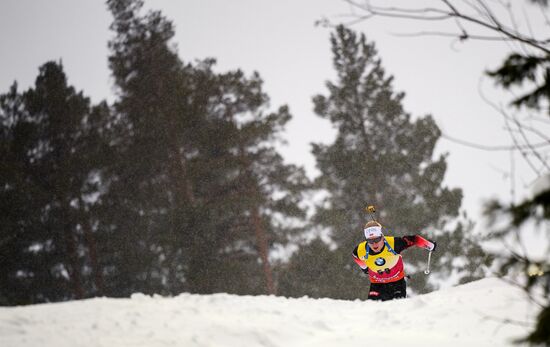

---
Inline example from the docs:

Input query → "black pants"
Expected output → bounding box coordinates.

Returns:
[368,278,407,301]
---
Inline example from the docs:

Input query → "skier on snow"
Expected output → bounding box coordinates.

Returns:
[352,220,436,301]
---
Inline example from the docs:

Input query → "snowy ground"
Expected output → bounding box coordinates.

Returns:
[0,277,539,347]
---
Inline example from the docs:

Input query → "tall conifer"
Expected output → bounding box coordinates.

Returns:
[105,0,308,295]
[279,26,478,297]
[0,62,108,303]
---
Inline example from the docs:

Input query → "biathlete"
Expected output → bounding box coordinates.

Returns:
[352,220,436,301]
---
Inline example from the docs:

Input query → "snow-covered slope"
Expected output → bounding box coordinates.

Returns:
[0,277,537,347]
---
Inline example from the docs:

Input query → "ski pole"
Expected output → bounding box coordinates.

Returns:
[424,251,433,275]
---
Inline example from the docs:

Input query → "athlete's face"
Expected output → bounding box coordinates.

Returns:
[368,236,384,252]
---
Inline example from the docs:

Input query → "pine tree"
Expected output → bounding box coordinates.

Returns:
[104,0,198,295]
[0,83,46,304]
[279,25,475,298]
[105,0,309,295]
[0,62,109,303]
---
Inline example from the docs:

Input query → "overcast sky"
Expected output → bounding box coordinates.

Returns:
[1,0,548,230]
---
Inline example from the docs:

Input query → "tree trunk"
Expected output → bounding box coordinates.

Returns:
[82,218,104,296]
[63,217,84,299]
[251,205,275,295]
[238,142,276,295]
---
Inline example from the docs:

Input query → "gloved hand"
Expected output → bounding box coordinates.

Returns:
[414,235,436,252]
[429,240,437,252]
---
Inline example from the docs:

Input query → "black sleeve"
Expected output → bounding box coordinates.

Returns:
[393,235,417,253]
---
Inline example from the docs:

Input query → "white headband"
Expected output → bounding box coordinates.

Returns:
[364,226,383,240]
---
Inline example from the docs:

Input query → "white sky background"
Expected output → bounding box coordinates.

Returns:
[1,0,548,232]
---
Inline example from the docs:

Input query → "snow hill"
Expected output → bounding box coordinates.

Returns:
[0,277,538,347]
